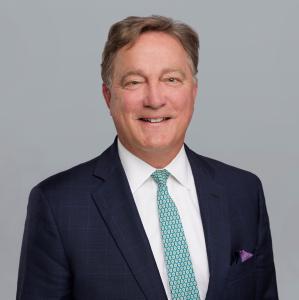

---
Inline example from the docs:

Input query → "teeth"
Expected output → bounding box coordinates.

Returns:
[142,118,165,123]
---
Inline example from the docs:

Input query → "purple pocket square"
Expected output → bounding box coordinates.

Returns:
[239,249,254,263]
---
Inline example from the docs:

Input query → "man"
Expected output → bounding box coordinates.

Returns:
[17,16,278,299]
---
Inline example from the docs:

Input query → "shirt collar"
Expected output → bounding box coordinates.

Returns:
[118,139,155,193]
[117,139,191,193]
[166,146,190,190]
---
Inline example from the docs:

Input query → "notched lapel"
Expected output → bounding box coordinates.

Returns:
[186,147,231,300]
[91,141,167,300]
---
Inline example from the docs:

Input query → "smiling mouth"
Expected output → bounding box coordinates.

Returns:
[138,117,171,123]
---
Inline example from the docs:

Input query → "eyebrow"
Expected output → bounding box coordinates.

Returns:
[160,68,186,79]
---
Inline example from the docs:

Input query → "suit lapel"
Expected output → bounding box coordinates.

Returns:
[91,140,231,299]
[186,146,231,300]
[92,140,167,300]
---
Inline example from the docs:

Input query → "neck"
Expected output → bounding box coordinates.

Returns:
[118,139,183,169]
[136,149,181,169]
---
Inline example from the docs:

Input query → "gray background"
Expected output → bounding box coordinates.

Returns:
[1,0,298,298]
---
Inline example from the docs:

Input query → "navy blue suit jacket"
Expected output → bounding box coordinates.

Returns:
[17,138,278,299]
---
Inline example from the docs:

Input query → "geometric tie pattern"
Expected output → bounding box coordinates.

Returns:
[151,169,200,300]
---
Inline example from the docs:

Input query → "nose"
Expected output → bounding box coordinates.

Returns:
[143,81,166,109]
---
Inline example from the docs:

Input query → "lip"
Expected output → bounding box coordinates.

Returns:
[137,116,171,119]
[137,117,171,126]
[137,116,171,120]
[138,116,171,125]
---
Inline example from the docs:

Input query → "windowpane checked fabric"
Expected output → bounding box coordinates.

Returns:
[151,169,200,300]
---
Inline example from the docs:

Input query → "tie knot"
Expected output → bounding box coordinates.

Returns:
[151,169,170,185]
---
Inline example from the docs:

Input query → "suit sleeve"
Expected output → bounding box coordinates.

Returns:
[17,186,72,300]
[255,177,279,299]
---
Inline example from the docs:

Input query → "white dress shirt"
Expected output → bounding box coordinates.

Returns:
[117,139,209,300]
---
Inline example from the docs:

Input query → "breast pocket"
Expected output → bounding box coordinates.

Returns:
[226,255,256,283]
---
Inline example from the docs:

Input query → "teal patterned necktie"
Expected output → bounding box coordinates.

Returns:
[151,169,200,300]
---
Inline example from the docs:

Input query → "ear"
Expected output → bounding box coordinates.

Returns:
[102,83,111,109]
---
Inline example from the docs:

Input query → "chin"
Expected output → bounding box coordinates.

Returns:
[139,139,177,153]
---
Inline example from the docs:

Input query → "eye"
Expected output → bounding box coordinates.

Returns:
[131,80,140,85]
[125,80,139,86]
[123,80,142,89]
[164,77,182,85]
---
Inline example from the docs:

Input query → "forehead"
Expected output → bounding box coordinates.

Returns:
[112,32,191,76]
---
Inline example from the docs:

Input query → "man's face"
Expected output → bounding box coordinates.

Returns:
[103,31,198,159]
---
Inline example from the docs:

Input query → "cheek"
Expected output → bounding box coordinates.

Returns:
[111,91,143,115]
[170,90,195,114]
[109,99,127,118]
